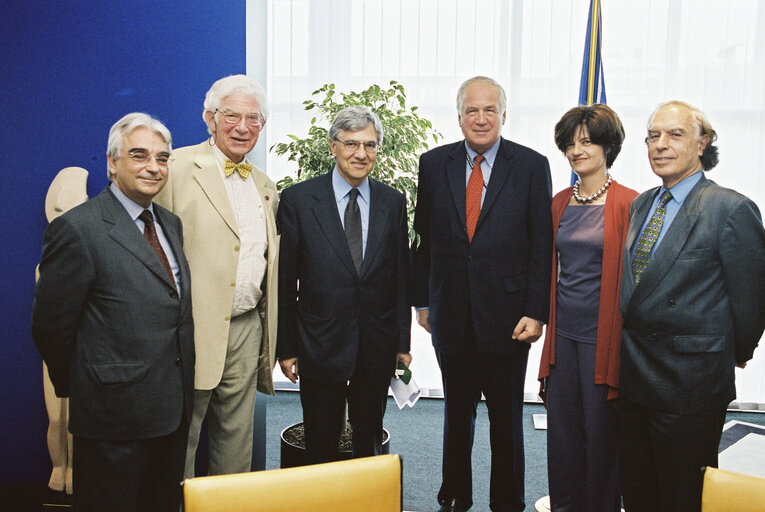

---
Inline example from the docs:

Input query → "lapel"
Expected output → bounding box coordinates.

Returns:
[154,205,192,307]
[446,138,515,237]
[446,143,468,231]
[361,179,392,278]
[191,143,240,237]
[99,189,177,291]
[310,173,359,277]
[626,176,710,310]
[477,138,514,229]
[249,163,278,241]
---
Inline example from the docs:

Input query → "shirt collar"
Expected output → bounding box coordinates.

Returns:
[660,171,703,205]
[211,144,251,170]
[110,182,155,221]
[332,166,370,204]
[465,138,501,168]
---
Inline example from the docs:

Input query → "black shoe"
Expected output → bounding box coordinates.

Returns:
[438,498,470,512]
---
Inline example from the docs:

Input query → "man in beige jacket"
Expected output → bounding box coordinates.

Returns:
[155,75,278,477]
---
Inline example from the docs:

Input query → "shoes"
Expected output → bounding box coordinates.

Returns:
[438,498,470,512]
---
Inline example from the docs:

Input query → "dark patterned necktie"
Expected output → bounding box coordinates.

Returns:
[344,188,363,274]
[138,209,176,290]
[466,155,485,242]
[631,190,673,284]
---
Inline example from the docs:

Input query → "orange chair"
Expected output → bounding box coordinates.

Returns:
[183,454,402,512]
[701,466,765,512]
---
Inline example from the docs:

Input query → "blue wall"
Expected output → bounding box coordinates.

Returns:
[0,0,247,483]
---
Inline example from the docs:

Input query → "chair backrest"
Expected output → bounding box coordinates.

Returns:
[183,454,402,512]
[701,466,765,512]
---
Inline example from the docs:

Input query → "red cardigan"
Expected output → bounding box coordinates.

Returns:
[538,180,638,402]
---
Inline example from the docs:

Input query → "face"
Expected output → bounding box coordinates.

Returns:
[204,93,265,162]
[647,104,708,189]
[108,127,169,208]
[329,124,378,187]
[566,125,607,179]
[459,81,506,154]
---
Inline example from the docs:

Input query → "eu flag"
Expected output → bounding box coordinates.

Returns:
[572,0,607,185]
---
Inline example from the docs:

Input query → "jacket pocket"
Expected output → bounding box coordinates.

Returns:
[672,335,725,353]
[88,362,149,384]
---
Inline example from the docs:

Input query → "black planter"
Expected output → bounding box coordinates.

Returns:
[280,422,391,468]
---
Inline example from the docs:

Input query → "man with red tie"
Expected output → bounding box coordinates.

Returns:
[411,76,553,512]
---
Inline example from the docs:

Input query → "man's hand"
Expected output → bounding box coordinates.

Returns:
[736,361,748,369]
[279,357,299,383]
[416,308,430,333]
[397,352,413,367]
[512,316,543,343]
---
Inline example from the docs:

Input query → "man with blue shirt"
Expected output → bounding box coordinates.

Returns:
[32,113,194,511]
[411,76,553,512]
[276,106,411,464]
[619,101,765,512]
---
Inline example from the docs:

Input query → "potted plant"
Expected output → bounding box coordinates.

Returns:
[271,81,441,467]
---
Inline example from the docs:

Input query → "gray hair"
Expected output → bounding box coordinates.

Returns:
[106,112,172,179]
[329,106,383,145]
[456,76,507,116]
[203,74,269,135]
[647,100,719,171]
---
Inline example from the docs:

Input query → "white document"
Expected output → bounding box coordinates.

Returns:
[390,374,421,410]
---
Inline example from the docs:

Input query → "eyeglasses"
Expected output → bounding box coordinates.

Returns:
[215,109,265,128]
[125,150,171,167]
[334,139,379,153]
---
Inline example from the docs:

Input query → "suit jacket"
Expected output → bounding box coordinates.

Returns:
[620,174,765,415]
[276,172,411,382]
[411,137,553,355]
[32,188,194,440]
[155,141,279,393]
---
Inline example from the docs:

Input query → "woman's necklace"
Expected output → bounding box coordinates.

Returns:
[573,173,612,204]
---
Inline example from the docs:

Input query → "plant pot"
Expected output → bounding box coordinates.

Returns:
[280,421,390,468]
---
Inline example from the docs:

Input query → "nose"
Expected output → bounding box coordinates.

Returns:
[656,132,670,148]
[352,144,368,158]
[145,156,160,172]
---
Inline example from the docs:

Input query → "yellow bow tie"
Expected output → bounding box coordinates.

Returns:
[224,159,253,179]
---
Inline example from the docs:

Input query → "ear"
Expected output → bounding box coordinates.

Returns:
[698,133,710,156]
[501,111,507,125]
[329,137,338,158]
[107,155,116,179]
[203,110,216,133]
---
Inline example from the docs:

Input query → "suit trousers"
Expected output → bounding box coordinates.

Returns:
[546,335,620,512]
[185,309,262,477]
[437,317,528,512]
[618,398,726,512]
[73,418,187,512]
[299,364,390,466]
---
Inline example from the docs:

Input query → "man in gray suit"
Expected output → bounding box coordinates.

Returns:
[32,113,194,511]
[619,101,765,512]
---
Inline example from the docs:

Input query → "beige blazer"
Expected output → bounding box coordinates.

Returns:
[155,141,279,393]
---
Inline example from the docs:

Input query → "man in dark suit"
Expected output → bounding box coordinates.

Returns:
[619,100,765,512]
[32,113,194,512]
[411,76,553,512]
[277,106,411,464]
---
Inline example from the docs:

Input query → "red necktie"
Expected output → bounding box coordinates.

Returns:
[138,209,176,291]
[466,155,485,242]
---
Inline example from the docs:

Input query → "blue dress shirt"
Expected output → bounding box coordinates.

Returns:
[332,167,370,258]
[631,171,703,259]
[464,138,501,206]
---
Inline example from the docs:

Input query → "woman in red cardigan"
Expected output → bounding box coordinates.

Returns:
[538,104,637,512]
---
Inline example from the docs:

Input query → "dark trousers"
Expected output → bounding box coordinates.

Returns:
[299,366,390,466]
[73,419,188,512]
[546,335,620,512]
[618,398,726,512]
[437,319,528,512]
